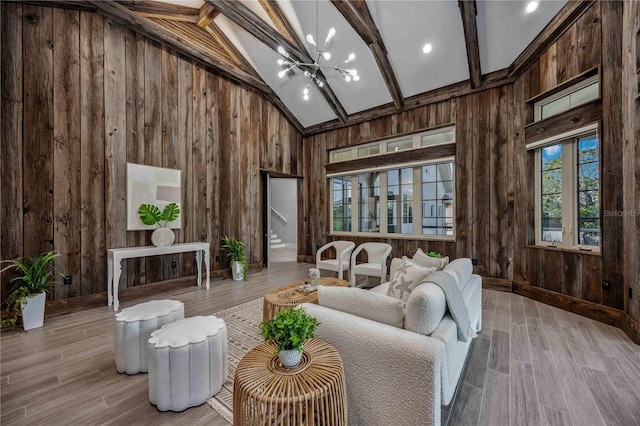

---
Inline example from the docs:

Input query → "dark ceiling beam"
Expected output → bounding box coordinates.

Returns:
[206,0,348,124]
[86,0,271,94]
[257,0,308,54]
[331,0,404,110]
[458,0,482,89]
[116,0,199,23]
[197,3,219,29]
[509,0,595,77]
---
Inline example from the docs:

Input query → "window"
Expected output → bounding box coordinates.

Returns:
[422,163,454,236]
[534,76,599,121]
[332,175,352,232]
[329,159,455,240]
[328,126,455,163]
[534,130,600,251]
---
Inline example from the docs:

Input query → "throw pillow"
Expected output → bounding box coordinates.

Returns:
[412,248,450,270]
[317,286,405,328]
[387,256,436,303]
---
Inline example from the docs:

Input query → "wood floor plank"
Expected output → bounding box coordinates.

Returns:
[510,323,532,363]
[493,305,510,333]
[562,327,604,370]
[462,337,490,389]
[509,359,540,426]
[448,383,483,426]
[596,354,640,418]
[510,295,526,325]
[477,369,509,426]
[525,316,550,350]
[546,334,606,426]
[488,329,510,374]
[581,366,637,426]
[522,297,540,318]
[540,405,573,426]
[530,347,569,413]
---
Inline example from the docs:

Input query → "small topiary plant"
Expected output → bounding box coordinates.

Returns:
[260,307,320,353]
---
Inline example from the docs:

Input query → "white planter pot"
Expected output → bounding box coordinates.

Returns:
[231,261,244,281]
[151,228,175,247]
[21,291,46,331]
[278,349,303,368]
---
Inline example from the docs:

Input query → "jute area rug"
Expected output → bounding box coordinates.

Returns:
[207,298,264,423]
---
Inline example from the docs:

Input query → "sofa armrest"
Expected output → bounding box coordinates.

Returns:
[301,303,445,426]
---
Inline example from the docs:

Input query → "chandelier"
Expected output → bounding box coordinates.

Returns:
[276,1,359,101]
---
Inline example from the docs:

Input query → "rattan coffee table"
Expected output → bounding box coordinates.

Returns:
[262,277,350,322]
[233,339,347,426]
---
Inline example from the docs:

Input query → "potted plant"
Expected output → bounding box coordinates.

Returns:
[260,307,320,368]
[1,251,60,330]
[138,202,180,247]
[427,251,443,258]
[221,236,248,281]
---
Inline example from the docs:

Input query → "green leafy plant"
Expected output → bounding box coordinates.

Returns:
[1,251,60,329]
[260,307,320,353]
[221,236,248,280]
[427,251,444,258]
[138,202,180,228]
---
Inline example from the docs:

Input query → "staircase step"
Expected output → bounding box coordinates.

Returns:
[270,243,286,249]
[270,238,282,244]
[270,234,278,240]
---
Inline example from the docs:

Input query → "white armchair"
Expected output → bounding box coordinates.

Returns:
[350,242,392,287]
[316,241,355,280]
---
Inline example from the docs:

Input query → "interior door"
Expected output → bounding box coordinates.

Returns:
[263,173,272,268]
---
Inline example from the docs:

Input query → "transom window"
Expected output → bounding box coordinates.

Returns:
[329,126,455,163]
[534,75,599,121]
[533,127,600,251]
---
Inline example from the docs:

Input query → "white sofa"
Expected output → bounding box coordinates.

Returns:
[302,257,482,426]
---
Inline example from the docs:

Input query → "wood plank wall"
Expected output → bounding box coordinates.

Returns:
[301,1,634,312]
[0,4,302,302]
[621,0,640,324]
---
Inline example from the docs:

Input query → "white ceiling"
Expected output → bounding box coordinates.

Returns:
[159,0,568,127]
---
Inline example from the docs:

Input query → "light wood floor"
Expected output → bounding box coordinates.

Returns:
[1,262,639,425]
[444,290,640,426]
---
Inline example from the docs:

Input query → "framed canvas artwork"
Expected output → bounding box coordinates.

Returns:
[127,163,182,230]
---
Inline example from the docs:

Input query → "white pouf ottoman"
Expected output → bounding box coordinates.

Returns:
[147,316,228,412]
[114,299,184,374]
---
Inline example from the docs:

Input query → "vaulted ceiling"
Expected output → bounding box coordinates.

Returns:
[87,0,570,132]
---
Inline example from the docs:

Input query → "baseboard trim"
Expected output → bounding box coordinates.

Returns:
[481,276,512,292]
[44,263,264,318]
[512,281,639,344]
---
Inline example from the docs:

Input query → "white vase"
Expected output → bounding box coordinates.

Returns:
[21,291,46,330]
[231,261,244,281]
[151,228,175,247]
[278,349,302,368]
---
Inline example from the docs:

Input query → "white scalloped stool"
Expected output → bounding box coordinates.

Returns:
[147,316,228,412]
[114,299,184,375]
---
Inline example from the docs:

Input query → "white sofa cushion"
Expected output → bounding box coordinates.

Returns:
[412,248,449,270]
[443,258,473,289]
[387,257,436,302]
[318,286,404,328]
[404,283,447,336]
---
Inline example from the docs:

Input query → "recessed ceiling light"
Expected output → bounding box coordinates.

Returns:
[422,43,433,54]
[526,1,539,13]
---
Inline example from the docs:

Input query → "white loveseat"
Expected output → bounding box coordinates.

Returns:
[301,257,482,426]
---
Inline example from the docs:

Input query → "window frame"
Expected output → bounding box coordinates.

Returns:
[328,157,456,241]
[533,126,601,252]
[533,75,599,122]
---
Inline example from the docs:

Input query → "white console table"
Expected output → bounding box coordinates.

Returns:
[107,242,210,311]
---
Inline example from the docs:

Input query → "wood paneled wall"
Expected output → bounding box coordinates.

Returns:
[301,1,635,313]
[0,4,302,302]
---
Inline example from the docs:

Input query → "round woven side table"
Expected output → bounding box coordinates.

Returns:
[233,339,347,426]
[263,277,350,322]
